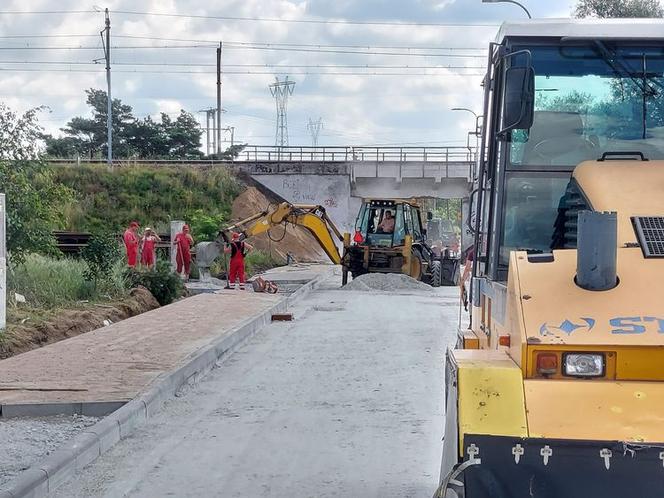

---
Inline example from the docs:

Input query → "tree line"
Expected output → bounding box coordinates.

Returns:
[43,89,243,160]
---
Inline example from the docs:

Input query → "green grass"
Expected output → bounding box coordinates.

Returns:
[53,164,241,234]
[209,250,284,279]
[7,254,127,309]
[244,250,284,276]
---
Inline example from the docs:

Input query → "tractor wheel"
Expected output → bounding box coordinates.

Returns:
[410,251,423,281]
[430,260,442,287]
[342,266,349,286]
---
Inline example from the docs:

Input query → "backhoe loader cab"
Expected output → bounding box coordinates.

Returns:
[437,19,664,498]
[341,199,459,286]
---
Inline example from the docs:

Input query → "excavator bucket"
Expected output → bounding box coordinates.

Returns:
[446,434,664,498]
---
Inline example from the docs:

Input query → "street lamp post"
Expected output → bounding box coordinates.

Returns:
[451,107,482,136]
[452,107,483,166]
[482,0,532,19]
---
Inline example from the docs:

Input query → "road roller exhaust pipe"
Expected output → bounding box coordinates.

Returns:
[576,210,618,291]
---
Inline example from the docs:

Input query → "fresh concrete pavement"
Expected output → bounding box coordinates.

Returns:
[52,277,460,498]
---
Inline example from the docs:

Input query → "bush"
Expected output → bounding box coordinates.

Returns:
[187,209,226,242]
[81,233,121,286]
[124,261,184,306]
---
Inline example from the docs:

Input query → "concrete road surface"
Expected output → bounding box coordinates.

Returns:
[54,278,460,498]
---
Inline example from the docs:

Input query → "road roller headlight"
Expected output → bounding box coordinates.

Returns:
[563,353,605,378]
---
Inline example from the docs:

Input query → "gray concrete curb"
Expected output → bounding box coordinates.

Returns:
[3,266,334,498]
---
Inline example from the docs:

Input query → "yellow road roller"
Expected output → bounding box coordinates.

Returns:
[437,18,664,498]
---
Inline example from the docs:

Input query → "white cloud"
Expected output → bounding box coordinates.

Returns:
[0,0,575,148]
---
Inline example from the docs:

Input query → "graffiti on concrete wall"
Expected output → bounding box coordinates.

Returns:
[282,178,317,203]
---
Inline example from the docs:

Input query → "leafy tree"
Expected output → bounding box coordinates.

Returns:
[126,116,169,158]
[45,90,203,159]
[161,110,203,159]
[0,104,74,263]
[575,0,663,18]
[43,134,86,158]
[208,144,247,160]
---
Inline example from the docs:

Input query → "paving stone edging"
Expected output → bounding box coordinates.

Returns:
[1,267,333,498]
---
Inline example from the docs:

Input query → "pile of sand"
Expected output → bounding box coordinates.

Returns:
[343,273,434,293]
[231,187,329,263]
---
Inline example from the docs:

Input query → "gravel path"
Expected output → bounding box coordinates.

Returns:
[0,414,98,488]
[53,279,459,497]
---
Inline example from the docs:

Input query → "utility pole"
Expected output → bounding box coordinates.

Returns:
[100,8,112,166]
[269,76,296,148]
[222,126,235,148]
[216,42,222,156]
[198,108,216,156]
[306,117,323,147]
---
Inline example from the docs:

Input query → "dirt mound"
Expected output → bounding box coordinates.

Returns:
[343,273,434,293]
[231,187,329,263]
[0,288,160,359]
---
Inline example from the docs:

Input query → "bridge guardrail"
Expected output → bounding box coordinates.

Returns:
[45,146,476,165]
[240,145,476,163]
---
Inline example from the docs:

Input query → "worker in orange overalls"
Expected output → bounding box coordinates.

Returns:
[173,224,194,281]
[123,221,140,268]
[224,232,253,290]
[140,228,161,270]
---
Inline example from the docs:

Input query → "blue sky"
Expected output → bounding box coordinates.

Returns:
[0,0,576,152]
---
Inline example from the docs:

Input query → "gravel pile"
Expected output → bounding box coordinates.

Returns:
[0,414,99,488]
[343,273,434,293]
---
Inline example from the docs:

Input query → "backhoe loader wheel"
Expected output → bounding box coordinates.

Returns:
[410,250,423,281]
[342,267,349,286]
[430,260,442,287]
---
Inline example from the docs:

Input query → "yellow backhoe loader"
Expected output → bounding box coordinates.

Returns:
[436,18,664,498]
[218,202,344,265]
[193,202,344,279]
[342,198,459,286]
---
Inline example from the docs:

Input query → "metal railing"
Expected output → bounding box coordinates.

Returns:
[240,145,476,163]
[44,145,477,165]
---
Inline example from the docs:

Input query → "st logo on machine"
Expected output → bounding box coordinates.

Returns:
[540,317,664,336]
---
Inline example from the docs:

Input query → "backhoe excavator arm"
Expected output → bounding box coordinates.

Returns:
[219,202,343,265]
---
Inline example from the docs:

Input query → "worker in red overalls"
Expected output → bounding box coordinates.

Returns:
[224,232,253,290]
[140,228,161,270]
[173,224,194,281]
[123,221,140,268]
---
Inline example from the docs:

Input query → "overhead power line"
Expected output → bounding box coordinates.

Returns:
[110,10,500,28]
[0,60,485,69]
[0,9,499,28]
[0,44,486,57]
[0,34,488,51]
[0,67,485,76]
